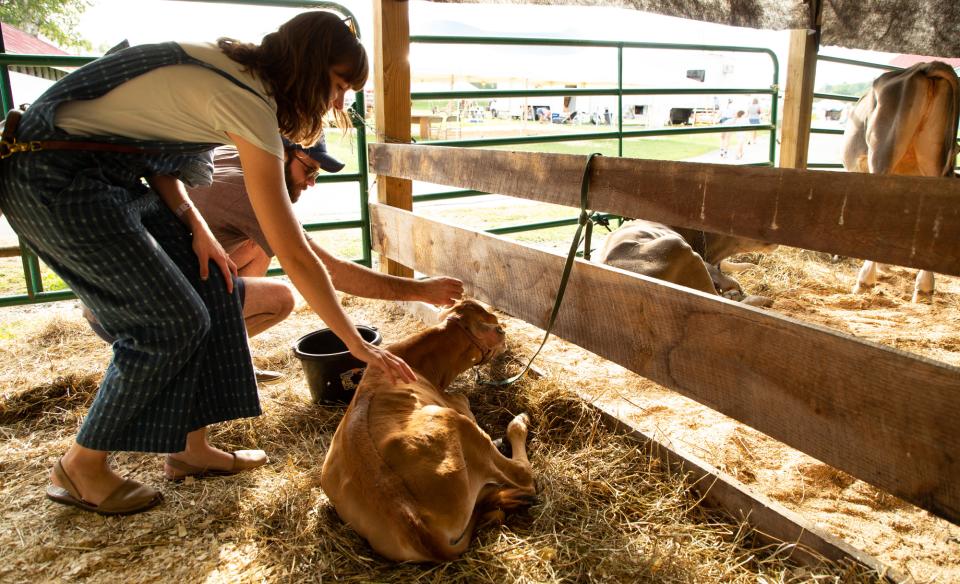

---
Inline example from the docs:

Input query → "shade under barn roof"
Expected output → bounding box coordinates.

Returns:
[425,0,960,58]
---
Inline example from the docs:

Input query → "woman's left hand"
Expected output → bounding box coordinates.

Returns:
[192,225,237,293]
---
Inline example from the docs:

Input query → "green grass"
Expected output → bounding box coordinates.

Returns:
[490,134,720,160]
[323,120,725,173]
[322,129,363,175]
[40,267,69,292]
[306,228,365,262]
[0,258,26,297]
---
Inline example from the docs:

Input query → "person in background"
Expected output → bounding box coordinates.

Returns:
[0,11,459,516]
[747,97,763,145]
[718,98,737,158]
[733,110,747,159]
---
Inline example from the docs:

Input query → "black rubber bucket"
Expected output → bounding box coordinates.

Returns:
[292,325,381,404]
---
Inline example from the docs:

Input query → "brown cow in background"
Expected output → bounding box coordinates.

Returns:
[843,61,960,302]
[597,220,776,306]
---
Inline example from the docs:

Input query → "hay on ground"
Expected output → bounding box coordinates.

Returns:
[0,291,885,583]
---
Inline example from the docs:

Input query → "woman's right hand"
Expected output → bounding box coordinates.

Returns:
[191,222,237,293]
[350,341,417,385]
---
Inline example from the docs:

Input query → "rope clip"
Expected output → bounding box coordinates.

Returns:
[0,138,41,160]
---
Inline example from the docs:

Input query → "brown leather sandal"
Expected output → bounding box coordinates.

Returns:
[164,450,268,481]
[46,460,163,516]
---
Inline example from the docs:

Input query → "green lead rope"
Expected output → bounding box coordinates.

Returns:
[480,152,602,387]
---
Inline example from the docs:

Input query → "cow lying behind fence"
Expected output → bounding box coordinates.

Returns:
[843,60,960,302]
[320,299,537,562]
[596,220,777,306]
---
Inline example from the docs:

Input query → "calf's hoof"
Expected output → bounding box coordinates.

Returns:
[741,295,774,308]
[852,281,875,294]
[492,437,512,458]
[911,290,934,303]
[722,289,745,301]
[506,413,530,443]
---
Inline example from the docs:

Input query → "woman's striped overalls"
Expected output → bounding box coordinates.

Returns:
[0,43,262,452]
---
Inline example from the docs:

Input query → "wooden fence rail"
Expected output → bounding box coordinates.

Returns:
[367,158,960,526]
[369,144,960,277]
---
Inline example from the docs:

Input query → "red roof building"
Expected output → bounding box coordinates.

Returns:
[1,22,69,56]
[1,22,71,82]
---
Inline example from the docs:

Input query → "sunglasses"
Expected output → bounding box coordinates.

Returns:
[292,151,322,181]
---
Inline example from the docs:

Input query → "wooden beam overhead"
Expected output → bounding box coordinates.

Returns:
[368,144,960,277]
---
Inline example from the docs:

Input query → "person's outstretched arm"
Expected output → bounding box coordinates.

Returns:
[230,133,415,384]
[306,238,463,307]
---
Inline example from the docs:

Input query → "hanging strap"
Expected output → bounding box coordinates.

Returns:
[481,152,602,387]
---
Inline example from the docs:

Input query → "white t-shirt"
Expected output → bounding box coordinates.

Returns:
[55,42,283,160]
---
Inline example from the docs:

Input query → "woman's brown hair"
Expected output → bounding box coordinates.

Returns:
[218,10,368,146]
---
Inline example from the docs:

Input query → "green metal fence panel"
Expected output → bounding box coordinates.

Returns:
[2,16,783,306]
[0,0,368,306]
[408,35,782,230]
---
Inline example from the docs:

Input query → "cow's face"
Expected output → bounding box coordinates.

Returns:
[443,299,507,362]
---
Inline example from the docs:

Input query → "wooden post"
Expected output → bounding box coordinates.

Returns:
[779,28,819,169]
[372,0,414,277]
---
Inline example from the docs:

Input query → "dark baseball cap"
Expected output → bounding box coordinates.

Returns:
[282,136,345,173]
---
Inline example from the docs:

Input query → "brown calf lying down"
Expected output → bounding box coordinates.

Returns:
[320,299,537,562]
[597,220,776,306]
[843,60,959,302]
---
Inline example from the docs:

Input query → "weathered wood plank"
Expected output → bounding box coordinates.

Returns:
[367,144,960,277]
[397,299,903,578]
[589,400,906,582]
[371,0,413,278]
[780,28,819,169]
[370,202,960,524]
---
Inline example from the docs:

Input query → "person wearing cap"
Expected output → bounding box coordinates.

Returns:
[171,138,461,383]
[77,134,467,382]
[0,12,460,517]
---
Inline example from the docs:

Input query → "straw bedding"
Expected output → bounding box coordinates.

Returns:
[0,245,955,582]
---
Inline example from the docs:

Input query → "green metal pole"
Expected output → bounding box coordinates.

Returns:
[768,53,780,166]
[0,31,46,298]
[617,45,623,158]
[352,94,373,268]
[0,30,13,113]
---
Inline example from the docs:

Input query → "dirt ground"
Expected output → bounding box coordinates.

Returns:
[518,243,960,583]
[0,245,957,582]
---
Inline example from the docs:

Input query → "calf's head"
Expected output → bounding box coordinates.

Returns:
[440,299,507,366]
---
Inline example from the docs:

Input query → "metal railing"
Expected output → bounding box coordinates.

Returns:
[0,0,370,307]
[408,36,780,235]
[2,19,781,306]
